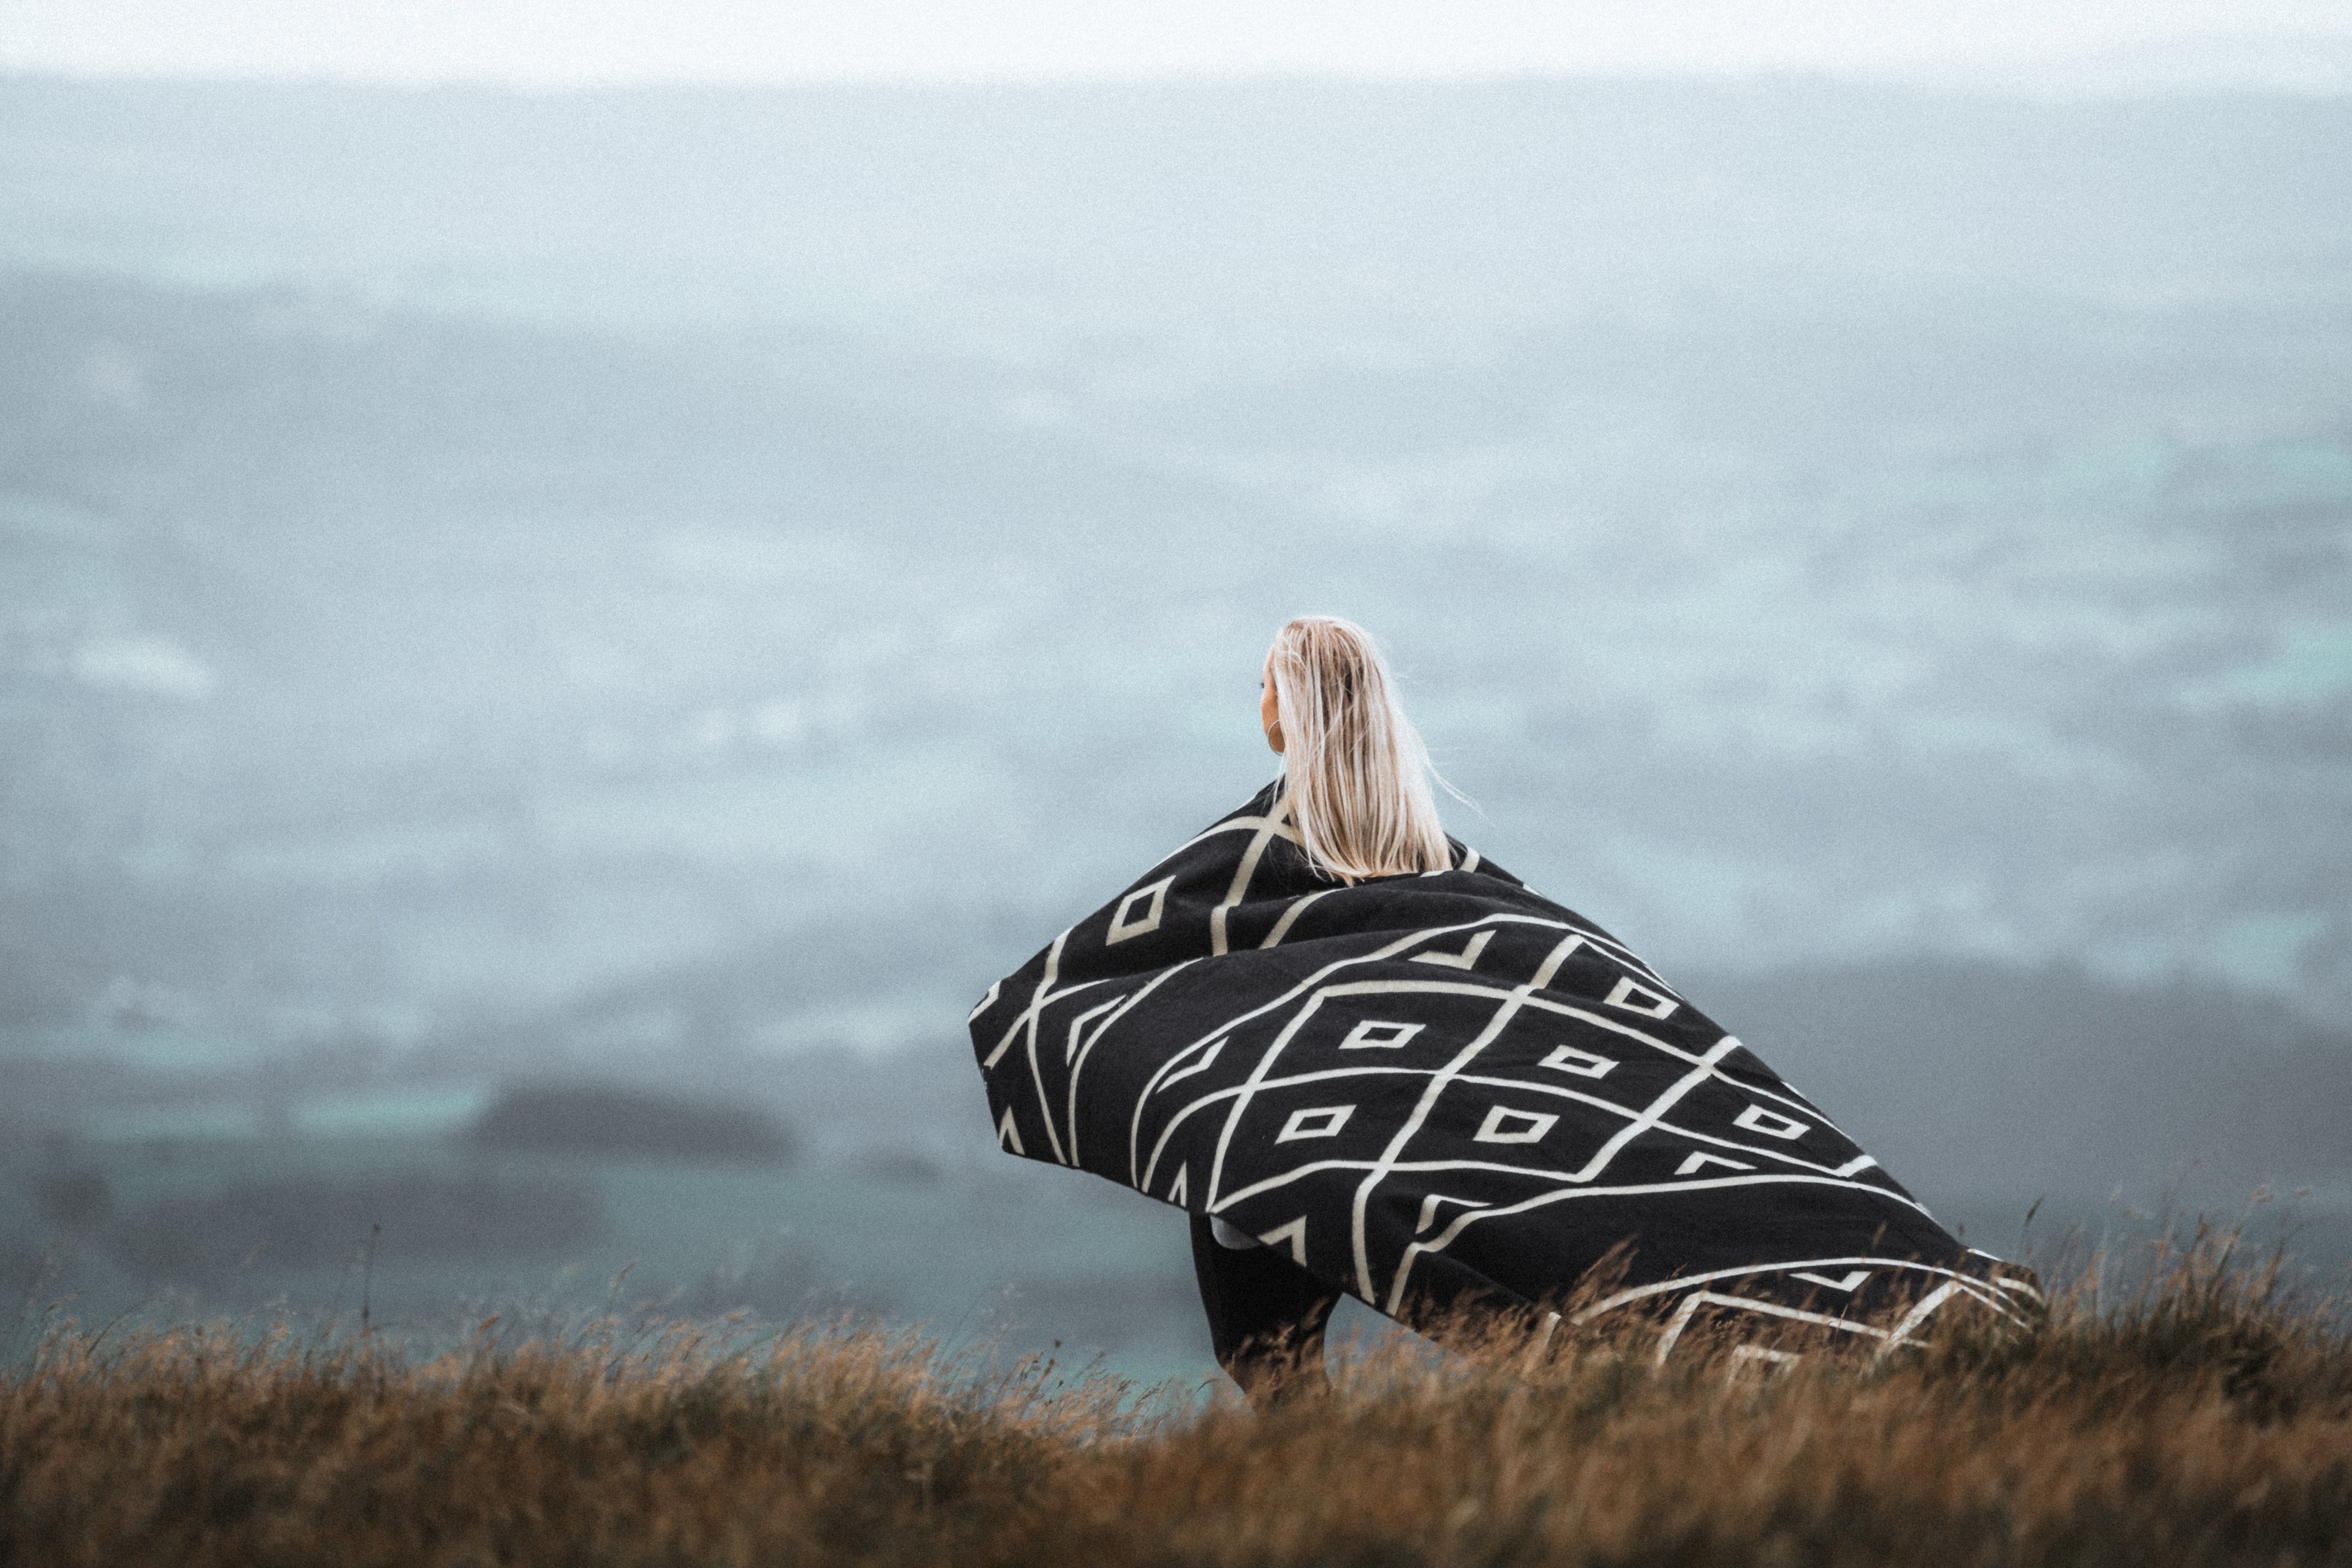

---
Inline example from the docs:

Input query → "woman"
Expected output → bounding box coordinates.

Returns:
[969,617,2030,1406]
[1189,616,1455,1401]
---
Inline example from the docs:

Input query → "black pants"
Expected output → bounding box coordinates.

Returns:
[1188,1214,1339,1403]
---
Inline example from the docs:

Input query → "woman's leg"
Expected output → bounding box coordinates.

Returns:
[1188,1214,1339,1405]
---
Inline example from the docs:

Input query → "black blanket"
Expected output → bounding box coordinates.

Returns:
[969,785,2033,1354]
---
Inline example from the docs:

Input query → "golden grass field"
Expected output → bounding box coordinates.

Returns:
[3,1237,2347,1567]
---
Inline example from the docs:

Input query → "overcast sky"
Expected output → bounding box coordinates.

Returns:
[4,0,2351,86]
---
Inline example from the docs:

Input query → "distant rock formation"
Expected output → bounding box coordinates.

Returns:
[465,1082,799,1165]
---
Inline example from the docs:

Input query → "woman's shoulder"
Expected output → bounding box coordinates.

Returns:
[1444,835,1522,888]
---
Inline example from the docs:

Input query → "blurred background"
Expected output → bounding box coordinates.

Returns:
[3,1,2349,1381]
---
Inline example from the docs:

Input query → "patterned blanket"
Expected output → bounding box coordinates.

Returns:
[969,784,2034,1356]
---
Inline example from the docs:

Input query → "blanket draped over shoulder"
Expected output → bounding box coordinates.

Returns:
[969,785,2034,1355]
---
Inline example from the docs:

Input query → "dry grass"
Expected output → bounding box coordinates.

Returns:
[5,1240,2349,1567]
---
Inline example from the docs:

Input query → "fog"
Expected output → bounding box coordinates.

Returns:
[2,76,2347,1372]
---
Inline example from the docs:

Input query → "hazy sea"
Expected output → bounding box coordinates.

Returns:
[2,76,2346,1374]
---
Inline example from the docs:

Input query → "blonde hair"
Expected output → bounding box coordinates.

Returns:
[1264,616,1451,881]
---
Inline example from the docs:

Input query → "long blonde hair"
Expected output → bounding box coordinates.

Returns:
[1264,616,1451,881]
